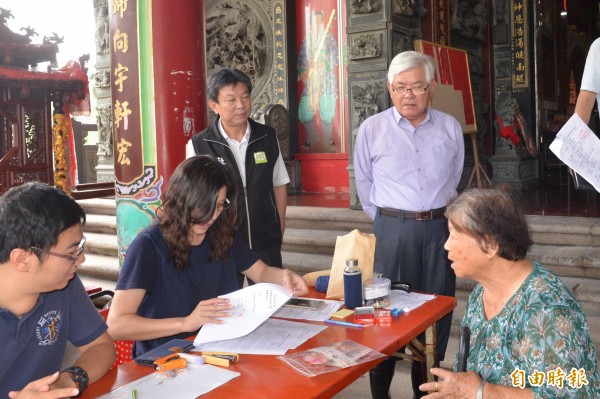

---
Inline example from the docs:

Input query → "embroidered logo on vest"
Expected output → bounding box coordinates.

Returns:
[216,157,226,165]
[36,310,62,346]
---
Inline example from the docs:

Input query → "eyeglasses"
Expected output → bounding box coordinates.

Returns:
[391,83,430,95]
[190,198,231,225]
[217,198,231,212]
[30,237,86,265]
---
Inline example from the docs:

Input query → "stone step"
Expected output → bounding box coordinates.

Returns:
[529,244,600,279]
[79,253,120,281]
[85,213,118,235]
[84,232,119,256]
[282,228,344,255]
[528,215,600,246]
[78,198,116,216]
[286,206,373,233]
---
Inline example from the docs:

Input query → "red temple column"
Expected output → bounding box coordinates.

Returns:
[110,0,206,263]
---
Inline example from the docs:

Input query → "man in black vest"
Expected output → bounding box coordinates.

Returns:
[187,68,290,285]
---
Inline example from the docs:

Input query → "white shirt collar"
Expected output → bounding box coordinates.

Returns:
[217,118,251,144]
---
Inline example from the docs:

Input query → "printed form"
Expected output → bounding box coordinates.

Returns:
[549,113,600,191]
[195,318,326,355]
[194,283,292,345]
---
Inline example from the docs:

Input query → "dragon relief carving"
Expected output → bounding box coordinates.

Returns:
[205,1,268,83]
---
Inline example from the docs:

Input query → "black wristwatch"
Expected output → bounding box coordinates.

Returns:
[62,366,89,396]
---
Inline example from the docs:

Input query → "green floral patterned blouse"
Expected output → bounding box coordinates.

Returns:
[459,262,600,398]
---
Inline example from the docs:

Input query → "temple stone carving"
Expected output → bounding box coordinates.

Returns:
[451,0,487,41]
[205,0,290,158]
[205,2,269,83]
[350,0,383,14]
[93,0,114,183]
[348,32,383,60]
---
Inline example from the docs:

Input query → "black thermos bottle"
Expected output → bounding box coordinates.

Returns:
[343,258,362,309]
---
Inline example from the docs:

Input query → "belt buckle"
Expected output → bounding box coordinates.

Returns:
[416,210,433,221]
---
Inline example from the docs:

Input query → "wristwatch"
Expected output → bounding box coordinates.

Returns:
[476,380,487,399]
[62,366,89,396]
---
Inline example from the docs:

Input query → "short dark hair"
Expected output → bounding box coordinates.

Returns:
[0,182,86,262]
[445,187,532,261]
[206,68,252,103]
[158,155,238,269]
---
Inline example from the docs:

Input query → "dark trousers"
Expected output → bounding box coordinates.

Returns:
[369,211,455,399]
[238,245,283,287]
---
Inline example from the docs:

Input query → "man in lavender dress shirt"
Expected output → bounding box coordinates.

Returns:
[354,51,465,399]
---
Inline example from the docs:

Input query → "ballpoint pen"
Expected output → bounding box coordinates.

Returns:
[131,389,138,399]
[325,319,364,328]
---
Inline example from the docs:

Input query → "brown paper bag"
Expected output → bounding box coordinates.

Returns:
[326,229,375,299]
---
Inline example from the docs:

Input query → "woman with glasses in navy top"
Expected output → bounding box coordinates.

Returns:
[107,156,307,357]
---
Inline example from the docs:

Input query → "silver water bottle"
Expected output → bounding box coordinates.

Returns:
[343,258,362,309]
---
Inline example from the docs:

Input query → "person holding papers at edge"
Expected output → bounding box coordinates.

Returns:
[107,156,307,357]
[571,37,600,192]
[420,188,600,398]
[0,182,115,398]
[353,50,464,398]
[575,37,600,127]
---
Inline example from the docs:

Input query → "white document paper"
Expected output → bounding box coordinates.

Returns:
[195,318,327,355]
[99,364,240,399]
[272,298,344,321]
[388,290,436,313]
[194,283,292,345]
[549,113,600,191]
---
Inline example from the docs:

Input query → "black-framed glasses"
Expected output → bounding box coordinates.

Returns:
[190,198,231,225]
[391,83,430,95]
[30,237,86,265]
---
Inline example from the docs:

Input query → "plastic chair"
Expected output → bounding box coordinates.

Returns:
[99,308,134,368]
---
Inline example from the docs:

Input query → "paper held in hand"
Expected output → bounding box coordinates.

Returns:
[194,283,293,345]
[549,113,600,192]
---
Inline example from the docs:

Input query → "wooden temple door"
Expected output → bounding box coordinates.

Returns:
[1,10,91,196]
[0,88,54,193]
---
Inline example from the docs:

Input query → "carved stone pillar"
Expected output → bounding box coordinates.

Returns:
[346,0,425,209]
[488,0,538,189]
[93,0,114,183]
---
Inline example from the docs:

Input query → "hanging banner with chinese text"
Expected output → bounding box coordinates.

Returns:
[511,0,529,90]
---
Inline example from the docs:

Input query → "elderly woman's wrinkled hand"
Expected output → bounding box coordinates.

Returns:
[419,368,481,398]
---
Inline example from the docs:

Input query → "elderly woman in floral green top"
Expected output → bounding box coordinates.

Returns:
[420,188,599,399]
